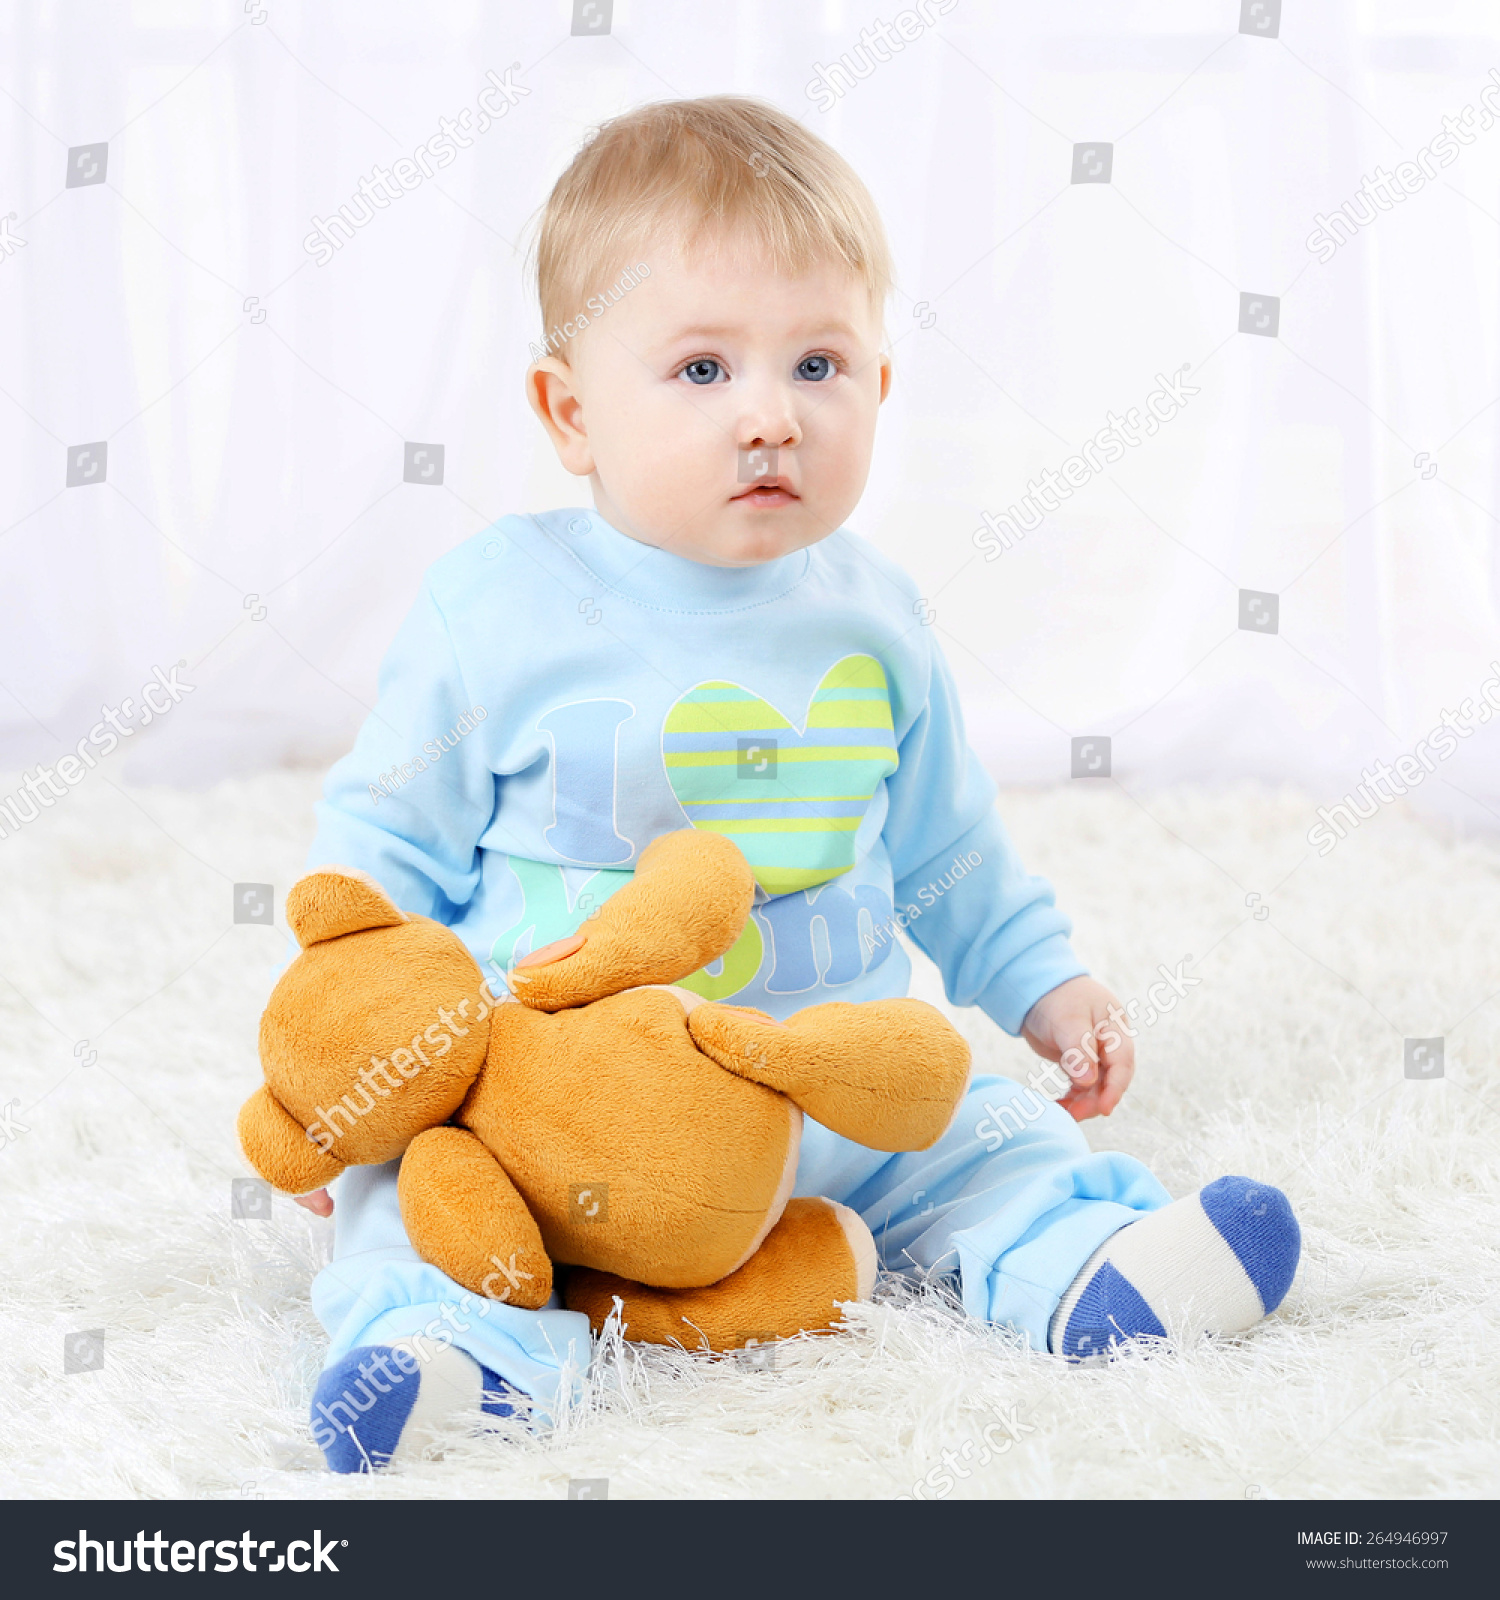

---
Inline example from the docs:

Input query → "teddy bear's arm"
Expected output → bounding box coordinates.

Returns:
[397,1127,553,1309]
[687,999,972,1152]
[507,829,754,1011]
[237,1085,349,1194]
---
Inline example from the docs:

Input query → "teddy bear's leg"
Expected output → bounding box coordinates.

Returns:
[563,1196,876,1351]
[687,998,972,1152]
[398,1127,553,1310]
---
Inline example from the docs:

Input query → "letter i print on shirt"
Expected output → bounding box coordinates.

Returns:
[537,699,636,864]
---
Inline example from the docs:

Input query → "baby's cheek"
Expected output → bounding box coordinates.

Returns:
[806,408,876,505]
[610,418,720,522]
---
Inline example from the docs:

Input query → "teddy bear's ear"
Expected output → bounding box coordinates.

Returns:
[285,867,407,949]
[237,1085,348,1194]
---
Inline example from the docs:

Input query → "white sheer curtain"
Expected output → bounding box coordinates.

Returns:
[2,0,1498,830]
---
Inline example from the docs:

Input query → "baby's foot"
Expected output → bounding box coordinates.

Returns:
[1049,1175,1300,1361]
[310,1335,521,1473]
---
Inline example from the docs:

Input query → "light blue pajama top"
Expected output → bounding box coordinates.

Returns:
[306,507,1086,1031]
[303,509,1168,1400]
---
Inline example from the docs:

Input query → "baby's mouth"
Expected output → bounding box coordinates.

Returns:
[731,476,799,506]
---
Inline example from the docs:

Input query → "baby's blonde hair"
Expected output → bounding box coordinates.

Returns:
[531,95,892,349]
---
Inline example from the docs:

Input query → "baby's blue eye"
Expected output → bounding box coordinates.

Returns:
[681,358,722,385]
[797,354,833,381]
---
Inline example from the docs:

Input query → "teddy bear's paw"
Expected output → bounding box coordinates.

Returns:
[309,1338,522,1473]
[687,998,972,1152]
[508,829,754,1011]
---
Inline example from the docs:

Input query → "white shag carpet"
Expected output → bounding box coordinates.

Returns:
[2,769,1497,1501]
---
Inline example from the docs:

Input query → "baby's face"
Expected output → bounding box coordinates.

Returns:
[529,235,890,566]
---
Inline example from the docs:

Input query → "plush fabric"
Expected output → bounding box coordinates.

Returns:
[398,1127,553,1311]
[688,998,974,1152]
[565,1197,872,1348]
[244,882,491,1187]
[465,989,804,1289]
[235,829,971,1347]
[507,830,757,1011]
[11,773,1496,1499]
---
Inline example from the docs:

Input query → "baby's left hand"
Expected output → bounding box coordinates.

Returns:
[1020,975,1134,1121]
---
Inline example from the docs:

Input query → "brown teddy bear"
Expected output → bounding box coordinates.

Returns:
[237,830,972,1350]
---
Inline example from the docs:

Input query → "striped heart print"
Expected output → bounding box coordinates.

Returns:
[662,654,899,895]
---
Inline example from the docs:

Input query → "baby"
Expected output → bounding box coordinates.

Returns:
[292,96,1300,1474]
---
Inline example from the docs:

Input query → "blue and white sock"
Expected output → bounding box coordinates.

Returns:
[1049,1176,1301,1361]
[310,1335,521,1474]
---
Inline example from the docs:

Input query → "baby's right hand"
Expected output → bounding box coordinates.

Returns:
[294,1188,334,1217]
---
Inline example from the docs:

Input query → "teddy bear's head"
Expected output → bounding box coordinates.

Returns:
[237,868,490,1194]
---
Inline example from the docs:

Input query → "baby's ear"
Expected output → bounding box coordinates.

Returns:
[509,830,754,1011]
[236,1085,347,1195]
[286,867,406,949]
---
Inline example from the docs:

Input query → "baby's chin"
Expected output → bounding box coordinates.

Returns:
[675,510,827,568]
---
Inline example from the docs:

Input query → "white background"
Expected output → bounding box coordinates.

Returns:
[3,0,1500,832]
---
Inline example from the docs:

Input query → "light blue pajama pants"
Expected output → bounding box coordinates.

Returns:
[312,1074,1172,1419]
